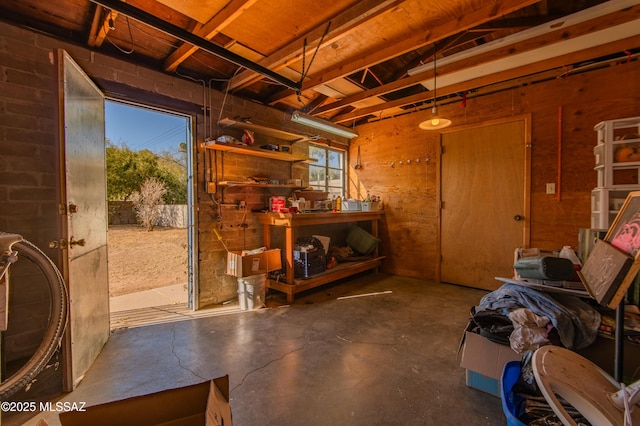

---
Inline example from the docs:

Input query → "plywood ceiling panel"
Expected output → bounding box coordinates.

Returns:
[0,0,626,125]
[155,0,228,24]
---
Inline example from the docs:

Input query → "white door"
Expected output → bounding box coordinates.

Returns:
[55,50,109,390]
[440,118,530,290]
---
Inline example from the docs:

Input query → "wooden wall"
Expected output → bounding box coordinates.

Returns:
[351,60,640,280]
[1,18,639,304]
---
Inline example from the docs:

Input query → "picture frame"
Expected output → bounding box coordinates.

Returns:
[605,190,640,258]
[579,190,640,308]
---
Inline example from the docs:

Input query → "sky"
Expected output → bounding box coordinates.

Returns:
[105,101,189,154]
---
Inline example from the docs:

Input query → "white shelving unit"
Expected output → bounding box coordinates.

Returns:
[592,116,640,229]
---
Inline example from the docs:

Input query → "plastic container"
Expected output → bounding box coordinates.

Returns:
[342,199,361,211]
[500,361,526,426]
[237,274,266,310]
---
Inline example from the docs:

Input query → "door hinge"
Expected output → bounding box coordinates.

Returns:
[49,237,85,250]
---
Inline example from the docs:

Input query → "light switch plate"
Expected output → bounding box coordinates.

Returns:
[546,183,556,194]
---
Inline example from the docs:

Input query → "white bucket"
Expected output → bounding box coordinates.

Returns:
[237,274,267,310]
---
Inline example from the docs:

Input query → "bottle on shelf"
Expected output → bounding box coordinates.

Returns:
[335,196,342,212]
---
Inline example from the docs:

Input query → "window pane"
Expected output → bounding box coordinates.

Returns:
[309,145,326,166]
[308,144,346,197]
[328,167,343,188]
[328,150,343,168]
[309,165,325,187]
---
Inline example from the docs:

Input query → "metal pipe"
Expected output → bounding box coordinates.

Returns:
[89,0,301,91]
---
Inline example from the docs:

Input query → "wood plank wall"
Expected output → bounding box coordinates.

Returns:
[2,20,639,307]
[351,60,640,281]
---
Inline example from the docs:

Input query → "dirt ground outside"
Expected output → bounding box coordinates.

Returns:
[107,224,188,297]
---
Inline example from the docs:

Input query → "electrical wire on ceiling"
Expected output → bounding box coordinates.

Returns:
[297,21,331,104]
[103,14,135,55]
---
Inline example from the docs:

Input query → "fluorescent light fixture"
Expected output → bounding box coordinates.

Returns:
[291,111,358,139]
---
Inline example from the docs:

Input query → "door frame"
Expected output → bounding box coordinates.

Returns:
[104,98,198,311]
[436,114,532,283]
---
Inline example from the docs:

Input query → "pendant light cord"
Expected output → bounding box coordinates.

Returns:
[433,44,437,107]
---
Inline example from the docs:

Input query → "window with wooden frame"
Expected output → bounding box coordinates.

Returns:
[308,144,345,198]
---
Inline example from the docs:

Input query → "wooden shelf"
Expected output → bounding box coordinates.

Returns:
[261,210,385,302]
[202,141,313,162]
[218,181,305,189]
[267,256,385,301]
[218,117,308,142]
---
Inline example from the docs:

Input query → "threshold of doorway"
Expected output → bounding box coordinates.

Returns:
[109,283,242,330]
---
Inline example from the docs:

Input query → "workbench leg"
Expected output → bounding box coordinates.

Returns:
[285,227,294,285]
[372,219,380,272]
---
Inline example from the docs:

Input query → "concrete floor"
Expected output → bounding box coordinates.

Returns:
[21,273,506,426]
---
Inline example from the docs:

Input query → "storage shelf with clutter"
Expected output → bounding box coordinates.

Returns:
[201,139,313,163]
[591,116,640,229]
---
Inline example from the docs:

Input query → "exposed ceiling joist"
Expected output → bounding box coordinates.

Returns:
[88,5,117,47]
[227,0,406,92]
[89,0,301,91]
[163,0,258,72]
[317,3,640,117]
[332,34,640,124]
[4,0,633,126]
[306,0,541,91]
[267,0,541,105]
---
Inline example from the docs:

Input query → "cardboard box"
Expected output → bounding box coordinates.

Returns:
[460,331,521,396]
[59,376,232,426]
[465,370,501,397]
[226,249,281,278]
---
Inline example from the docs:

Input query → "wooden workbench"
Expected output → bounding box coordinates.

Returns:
[258,210,385,302]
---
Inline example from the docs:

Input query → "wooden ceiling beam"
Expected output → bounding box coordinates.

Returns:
[88,5,117,47]
[316,4,640,116]
[468,16,559,31]
[164,0,258,72]
[266,0,539,105]
[227,0,407,91]
[296,0,541,93]
[331,34,640,124]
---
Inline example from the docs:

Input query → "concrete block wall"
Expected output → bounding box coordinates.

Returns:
[0,22,61,374]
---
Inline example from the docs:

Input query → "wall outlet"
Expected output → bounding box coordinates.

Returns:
[546,183,556,194]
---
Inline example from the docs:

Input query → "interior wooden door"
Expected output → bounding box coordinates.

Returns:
[440,118,530,290]
[55,50,109,390]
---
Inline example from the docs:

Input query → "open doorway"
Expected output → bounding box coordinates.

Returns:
[104,100,194,328]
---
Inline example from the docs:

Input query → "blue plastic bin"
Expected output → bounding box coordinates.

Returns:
[500,361,526,426]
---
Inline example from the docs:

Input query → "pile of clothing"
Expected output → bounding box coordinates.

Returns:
[471,283,601,354]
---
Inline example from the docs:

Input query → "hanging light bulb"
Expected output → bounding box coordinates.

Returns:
[419,44,451,131]
[419,105,451,130]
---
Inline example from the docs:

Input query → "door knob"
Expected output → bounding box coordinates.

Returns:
[513,215,523,221]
